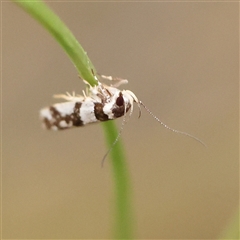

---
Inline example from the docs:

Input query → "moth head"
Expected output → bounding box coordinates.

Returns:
[111,91,132,118]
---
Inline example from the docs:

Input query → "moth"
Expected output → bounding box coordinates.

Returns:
[40,75,140,130]
[40,74,205,156]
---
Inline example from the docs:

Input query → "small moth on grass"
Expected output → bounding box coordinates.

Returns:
[40,74,205,163]
[40,75,138,130]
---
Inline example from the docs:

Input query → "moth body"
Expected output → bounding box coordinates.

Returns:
[40,82,136,130]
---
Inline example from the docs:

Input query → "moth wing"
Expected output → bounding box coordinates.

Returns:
[40,99,99,130]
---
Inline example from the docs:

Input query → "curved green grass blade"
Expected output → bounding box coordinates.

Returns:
[13,1,134,239]
[102,121,134,239]
[14,0,97,87]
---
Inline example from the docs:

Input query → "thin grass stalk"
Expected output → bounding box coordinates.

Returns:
[13,0,134,239]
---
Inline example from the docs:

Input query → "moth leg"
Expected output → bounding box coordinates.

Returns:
[98,73,128,87]
[53,92,84,101]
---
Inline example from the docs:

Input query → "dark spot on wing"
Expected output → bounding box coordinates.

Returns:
[42,102,83,130]
[94,103,109,121]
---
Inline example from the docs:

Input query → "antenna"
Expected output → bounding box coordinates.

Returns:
[101,115,129,167]
[139,100,206,147]
[101,102,132,167]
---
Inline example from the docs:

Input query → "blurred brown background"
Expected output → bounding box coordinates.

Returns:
[2,2,238,239]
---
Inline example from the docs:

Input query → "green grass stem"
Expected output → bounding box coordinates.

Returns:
[102,121,134,239]
[13,1,133,239]
[14,0,97,87]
